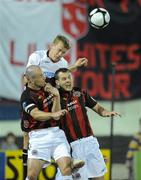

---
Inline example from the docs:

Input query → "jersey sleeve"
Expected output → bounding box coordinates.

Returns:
[65,60,69,68]
[62,57,69,68]
[21,93,37,114]
[26,53,40,68]
[83,90,97,108]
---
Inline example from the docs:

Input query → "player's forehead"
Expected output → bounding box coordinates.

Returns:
[58,71,71,79]
[54,41,68,50]
[33,68,43,77]
[26,66,43,78]
[35,67,42,73]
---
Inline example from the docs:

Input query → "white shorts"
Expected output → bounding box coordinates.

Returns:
[70,136,107,179]
[28,127,70,163]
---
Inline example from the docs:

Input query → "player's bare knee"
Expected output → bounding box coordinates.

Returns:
[57,157,72,175]
[61,166,72,175]
[60,164,72,175]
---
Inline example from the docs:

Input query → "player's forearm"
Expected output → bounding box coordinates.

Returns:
[30,110,53,121]
[92,103,110,117]
[69,58,88,72]
[100,109,111,117]
[51,96,61,112]
[68,65,77,72]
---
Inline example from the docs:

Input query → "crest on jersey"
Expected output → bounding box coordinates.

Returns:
[62,3,88,39]
[73,91,81,97]
[24,120,29,128]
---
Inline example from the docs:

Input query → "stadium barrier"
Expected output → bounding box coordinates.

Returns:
[0,149,110,180]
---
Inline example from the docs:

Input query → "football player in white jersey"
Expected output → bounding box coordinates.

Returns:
[23,35,87,178]
[26,34,88,80]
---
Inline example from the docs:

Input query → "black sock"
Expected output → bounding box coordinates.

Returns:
[23,149,28,179]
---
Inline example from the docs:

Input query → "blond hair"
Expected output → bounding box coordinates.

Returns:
[53,35,71,50]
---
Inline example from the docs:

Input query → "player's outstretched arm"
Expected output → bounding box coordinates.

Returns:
[92,103,121,117]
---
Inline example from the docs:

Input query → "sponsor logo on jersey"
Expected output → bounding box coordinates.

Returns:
[67,100,79,111]
[24,120,29,128]
[43,94,54,107]
[44,71,55,78]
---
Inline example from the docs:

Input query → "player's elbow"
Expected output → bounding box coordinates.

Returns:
[53,117,60,120]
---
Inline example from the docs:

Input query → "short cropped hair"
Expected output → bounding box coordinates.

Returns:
[55,68,70,80]
[53,35,71,50]
[25,65,40,79]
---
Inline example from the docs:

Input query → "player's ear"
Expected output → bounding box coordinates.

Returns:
[48,43,53,50]
[55,80,60,88]
[49,42,55,48]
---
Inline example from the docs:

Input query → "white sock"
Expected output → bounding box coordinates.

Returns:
[25,178,29,180]
[62,175,73,180]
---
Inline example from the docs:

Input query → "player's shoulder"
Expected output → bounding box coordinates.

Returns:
[20,88,30,100]
[73,87,81,92]
[73,87,87,93]
[73,87,84,95]
[60,57,68,64]
[30,50,46,58]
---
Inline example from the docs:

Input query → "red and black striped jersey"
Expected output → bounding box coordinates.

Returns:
[59,87,97,143]
[45,77,55,87]
[20,87,58,132]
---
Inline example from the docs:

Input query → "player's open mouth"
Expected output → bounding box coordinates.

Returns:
[55,56,61,60]
[65,84,71,87]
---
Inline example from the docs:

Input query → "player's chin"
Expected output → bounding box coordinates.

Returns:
[52,57,60,63]
[40,81,46,87]
[65,87,72,91]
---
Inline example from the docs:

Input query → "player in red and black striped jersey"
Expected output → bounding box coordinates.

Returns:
[21,86,58,132]
[20,65,74,180]
[55,68,121,180]
[60,87,96,143]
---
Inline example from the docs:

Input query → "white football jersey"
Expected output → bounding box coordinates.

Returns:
[26,50,68,78]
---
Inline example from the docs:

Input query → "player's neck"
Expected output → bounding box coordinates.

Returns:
[47,50,56,63]
[47,50,52,60]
